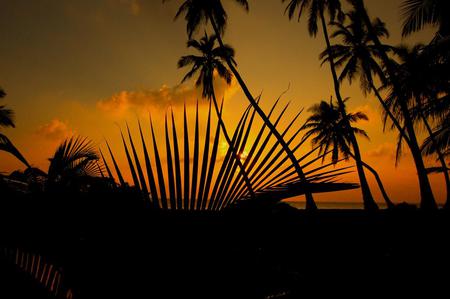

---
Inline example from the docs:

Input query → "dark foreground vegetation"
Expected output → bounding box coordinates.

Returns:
[1,192,449,299]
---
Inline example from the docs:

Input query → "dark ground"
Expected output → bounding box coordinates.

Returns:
[1,194,449,298]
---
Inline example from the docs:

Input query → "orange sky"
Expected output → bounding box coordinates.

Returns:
[0,0,445,205]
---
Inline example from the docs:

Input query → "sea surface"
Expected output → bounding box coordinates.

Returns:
[286,201,389,210]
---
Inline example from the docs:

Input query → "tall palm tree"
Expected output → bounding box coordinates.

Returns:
[166,0,317,209]
[282,0,378,210]
[0,88,30,168]
[303,99,394,208]
[384,45,449,206]
[350,0,437,209]
[400,0,450,39]
[178,32,255,199]
[320,12,402,206]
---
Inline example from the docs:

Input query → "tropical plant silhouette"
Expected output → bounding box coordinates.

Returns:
[282,0,378,210]
[165,0,317,210]
[349,0,437,209]
[400,0,450,39]
[302,98,394,208]
[383,44,449,206]
[177,32,255,200]
[0,88,30,168]
[102,104,356,211]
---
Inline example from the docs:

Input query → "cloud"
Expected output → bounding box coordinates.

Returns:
[35,119,74,141]
[367,143,397,159]
[97,79,238,115]
[119,0,141,15]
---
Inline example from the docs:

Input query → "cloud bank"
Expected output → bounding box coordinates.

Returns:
[35,119,74,141]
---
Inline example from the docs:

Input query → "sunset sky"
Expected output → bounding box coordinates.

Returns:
[0,0,444,205]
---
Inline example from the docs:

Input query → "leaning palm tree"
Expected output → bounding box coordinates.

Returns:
[0,88,30,168]
[178,32,254,199]
[384,45,449,206]
[349,0,437,209]
[165,0,317,210]
[302,99,394,208]
[282,0,378,210]
[321,12,400,206]
[400,0,450,39]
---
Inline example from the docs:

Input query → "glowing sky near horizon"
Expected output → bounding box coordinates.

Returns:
[0,0,445,205]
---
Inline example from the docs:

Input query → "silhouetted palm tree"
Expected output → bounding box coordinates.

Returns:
[321,12,401,206]
[0,88,30,168]
[178,32,254,199]
[167,0,317,209]
[384,45,449,206]
[303,99,394,208]
[400,0,450,38]
[350,0,437,209]
[283,0,378,210]
[47,136,101,191]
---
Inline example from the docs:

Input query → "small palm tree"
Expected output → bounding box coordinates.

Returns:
[303,99,394,208]
[178,32,254,198]
[400,0,450,38]
[166,0,317,210]
[47,136,101,191]
[282,0,378,210]
[0,88,30,168]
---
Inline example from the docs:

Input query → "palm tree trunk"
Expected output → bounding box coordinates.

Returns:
[347,151,395,209]
[211,92,255,200]
[370,82,411,146]
[209,16,317,210]
[353,0,437,210]
[319,9,378,210]
[420,111,450,208]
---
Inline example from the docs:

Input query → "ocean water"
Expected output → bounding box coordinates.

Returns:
[286,201,389,210]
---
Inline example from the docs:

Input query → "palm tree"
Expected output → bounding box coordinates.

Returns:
[320,12,401,207]
[165,0,317,210]
[178,32,255,199]
[400,0,450,38]
[350,0,437,209]
[47,136,101,191]
[303,99,394,208]
[0,88,30,168]
[384,45,449,206]
[282,0,378,210]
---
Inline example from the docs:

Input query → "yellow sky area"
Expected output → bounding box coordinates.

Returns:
[0,0,445,205]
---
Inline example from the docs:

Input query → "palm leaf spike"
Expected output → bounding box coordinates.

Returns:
[209,105,251,210]
[196,101,212,210]
[219,103,259,208]
[212,105,252,210]
[138,119,160,208]
[248,108,304,193]
[170,109,183,210]
[105,139,126,187]
[3,248,72,299]
[265,146,323,189]
[213,105,252,211]
[120,129,140,190]
[227,98,282,202]
[190,101,200,210]
[248,117,309,194]
[183,103,190,210]
[0,134,31,168]
[99,148,114,181]
[127,122,150,201]
[245,102,292,186]
[202,100,223,210]
[164,114,176,209]
[150,114,168,210]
